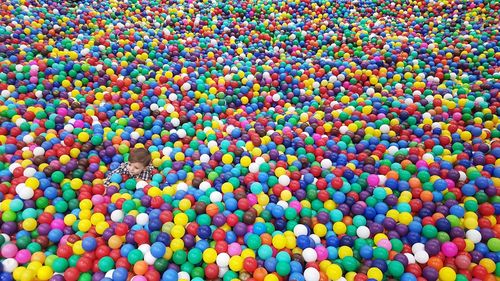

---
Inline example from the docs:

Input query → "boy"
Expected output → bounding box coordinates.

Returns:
[104,148,154,185]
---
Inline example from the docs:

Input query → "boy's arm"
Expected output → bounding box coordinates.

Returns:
[103,163,127,186]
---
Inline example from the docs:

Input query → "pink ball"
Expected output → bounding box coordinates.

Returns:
[227,243,242,256]
[289,201,302,212]
[73,120,84,128]
[367,175,379,187]
[247,194,257,205]
[50,219,65,230]
[377,239,392,251]
[415,160,428,169]
[441,242,458,257]
[1,243,18,258]
[92,195,104,204]
[131,277,147,281]
[15,249,31,264]
[315,246,328,261]
[57,108,67,116]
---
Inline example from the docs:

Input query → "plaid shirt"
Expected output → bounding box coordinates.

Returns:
[103,162,154,186]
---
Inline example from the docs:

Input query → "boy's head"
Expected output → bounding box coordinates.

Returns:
[127,148,151,176]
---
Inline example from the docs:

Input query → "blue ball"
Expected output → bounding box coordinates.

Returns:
[400,273,417,281]
[162,269,178,281]
[82,237,97,251]
[112,267,128,281]
[151,242,166,258]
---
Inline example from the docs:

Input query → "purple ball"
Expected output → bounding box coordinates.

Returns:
[393,253,408,267]
[382,218,397,230]
[425,239,441,256]
[422,266,438,281]
[1,222,17,235]
[50,275,65,281]
[38,223,51,236]
[233,222,247,237]
[183,234,195,248]
[92,272,105,281]
[212,214,226,227]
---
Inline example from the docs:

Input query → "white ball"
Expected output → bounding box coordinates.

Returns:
[2,258,18,272]
[216,253,230,267]
[309,234,321,245]
[182,83,191,91]
[218,266,228,278]
[248,163,260,173]
[144,252,157,265]
[23,134,34,144]
[150,104,159,111]
[255,157,265,165]
[356,226,370,239]
[272,94,280,101]
[9,163,21,173]
[23,167,36,177]
[137,75,146,83]
[378,175,387,186]
[339,125,348,134]
[302,248,317,262]
[276,200,288,209]
[105,270,114,278]
[171,118,180,127]
[1,234,10,242]
[166,104,175,113]
[178,272,190,281]
[169,93,177,101]
[200,154,210,163]
[16,185,34,200]
[110,210,124,222]
[387,146,398,155]
[412,243,425,253]
[136,181,147,189]
[177,129,186,138]
[136,213,149,226]
[404,253,416,264]
[210,191,222,203]
[466,229,482,244]
[278,175,290,186]
[304,267,320,281]
[199,181,211,191]
[293,224,309,237]
[380,124,390,134]
[321,159,332,169]
[177,182,188,192]
[130,132,140,140]
[138,244,150,253]
[415,251,429,264]
[33,147,45,156]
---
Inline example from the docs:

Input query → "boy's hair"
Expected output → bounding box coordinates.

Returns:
[128,148,151,167]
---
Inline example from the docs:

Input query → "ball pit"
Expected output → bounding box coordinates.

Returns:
[1,0,500,280]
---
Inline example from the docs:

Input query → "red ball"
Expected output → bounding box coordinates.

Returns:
[205,263,219,279]
[134,230,150,245]
[76,257,93,272]
[144,269,161,281]
[243,257,258,273]
[64,268,80,281]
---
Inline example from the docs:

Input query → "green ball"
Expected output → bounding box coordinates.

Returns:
[487,238,500,252]
[98,256,115,272]
[422,225,438,238]
[154,258,168,272]
[276,261,291,276]
[246,234,262,250]
[172,250,187,265]
[188,248,203,265]
[342,256,360,272]
[127,249,144,265]
[51,171,65,183]
[388,261,405,277]
[52,258,69,273]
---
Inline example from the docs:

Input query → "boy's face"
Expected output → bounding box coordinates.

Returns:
[127,162,146,176]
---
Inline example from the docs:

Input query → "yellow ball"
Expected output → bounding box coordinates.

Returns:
[171,225,185,239]
[221,182,234,194]
[178,199,191,211]
[313,223,327,237]
[222,154,233,164]
[399,212,413,225]
[280,190,292,201]
[272,235,286,250]
[326,264,343,281]
[240,156,251,167]
[78,132,90,142]
[23,218,37,231]
[367,267,383,281]
[229,255,243,271]
[439,267,456,281]
[78,219,91,232]
[174,213,189,226]
[333,222,347,235]
[479,258,496,273]
[25,178,39,189]
[338,246,353,258]
[264,274,279,281]
[203,248,217,263]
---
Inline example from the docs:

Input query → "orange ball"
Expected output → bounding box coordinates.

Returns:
[133,261,148,275]
[420,190,433,202]
[428,257,444,270]
[206,204,219,217]
[253,268,268,281]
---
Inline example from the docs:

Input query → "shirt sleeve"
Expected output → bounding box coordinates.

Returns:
[138,165,154,181]
[104,163,127,186]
